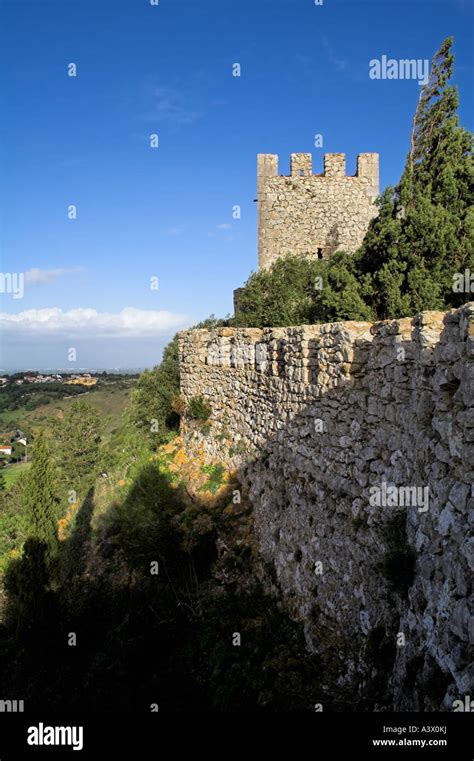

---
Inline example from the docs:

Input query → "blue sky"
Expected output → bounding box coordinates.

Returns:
[0,0,473,370]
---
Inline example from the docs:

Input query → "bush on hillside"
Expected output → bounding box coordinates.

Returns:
[188,395,212,421]
[130,316,229,443]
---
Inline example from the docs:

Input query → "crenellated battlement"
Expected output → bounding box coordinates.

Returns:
[257,151,379,270]
[258,152,379,181]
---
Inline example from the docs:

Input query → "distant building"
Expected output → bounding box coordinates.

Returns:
[64,377,97,387]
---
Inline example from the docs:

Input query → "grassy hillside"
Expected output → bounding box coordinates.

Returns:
[0,380,135,441]
[2,462,30,489]
[0,430,325,711]
[0,379,137,584]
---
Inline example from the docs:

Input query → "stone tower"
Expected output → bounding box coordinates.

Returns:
[257,152,379,270]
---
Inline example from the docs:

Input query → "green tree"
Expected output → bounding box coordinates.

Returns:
[22,430,59,562]
[358,36,474,318]
[0,471,5,491]
[233,253,373,328]
[0,480,30,573]
[131,335,181,442]
[131,317,229,443]
[55,399,101,485]
[233,256,319,327]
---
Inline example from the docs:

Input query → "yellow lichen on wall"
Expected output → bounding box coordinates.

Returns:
[155,436,232,504]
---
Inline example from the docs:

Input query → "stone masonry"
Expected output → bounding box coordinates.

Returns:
[257,152,379,270]
[178,304,474,709]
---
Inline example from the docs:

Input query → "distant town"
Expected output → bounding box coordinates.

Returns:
[0,371,139,484]
[0,373,140,422]
[0,372,98,388]
[0,371,97,388]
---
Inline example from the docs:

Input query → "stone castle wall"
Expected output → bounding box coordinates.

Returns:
[257,152,379,270]
[178,304,473,709]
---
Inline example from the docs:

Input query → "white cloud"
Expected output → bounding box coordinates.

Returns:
[0,307,190,339]
[25,267,83,285]
[208,223,233,237]
[152,86,202,125]
[322,37,347,71]
[161,224,188,236]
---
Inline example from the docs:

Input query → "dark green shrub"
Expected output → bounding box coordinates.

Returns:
[188,395,211,421]
[130,335,181,441]
[199,463,225,494]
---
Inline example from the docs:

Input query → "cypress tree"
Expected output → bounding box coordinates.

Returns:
[357,36,474,318]
[23,430,59,562]
[55,399,101,485]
